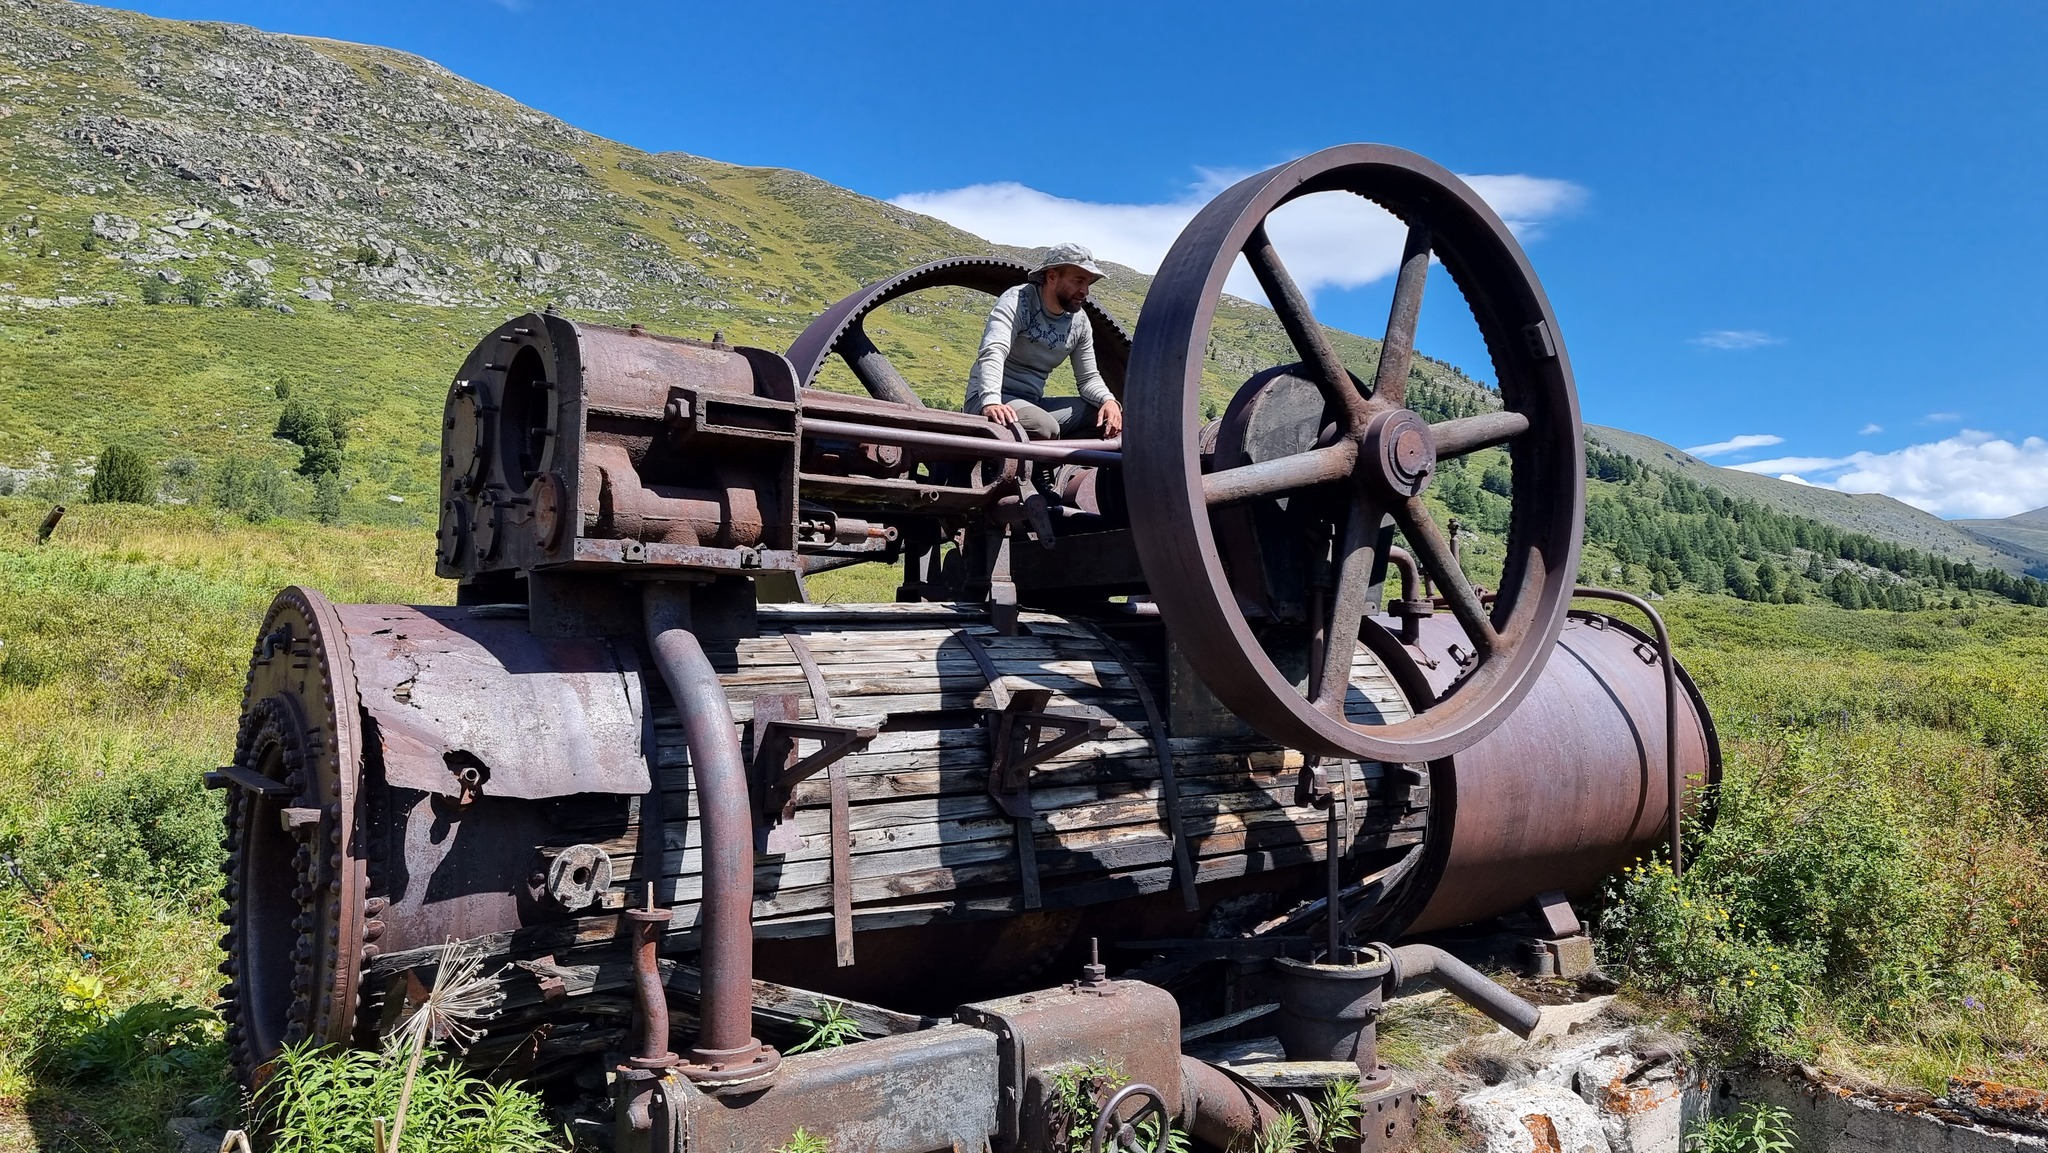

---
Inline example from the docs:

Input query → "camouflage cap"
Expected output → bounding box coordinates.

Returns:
[1027,242,1106,283]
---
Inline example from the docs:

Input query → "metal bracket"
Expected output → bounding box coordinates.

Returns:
[956,629,1113,909]
[749,696,876,855]
[204,763,293,797]
[986,691,1116,820]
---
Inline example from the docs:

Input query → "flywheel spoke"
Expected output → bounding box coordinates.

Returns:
[1202,440,1359,506]
[1312,499,1389,715]
[1396,497,1498,657]
[1430,410,1531,458]
[1368,223,1432,408]
[1244,224,1371,428]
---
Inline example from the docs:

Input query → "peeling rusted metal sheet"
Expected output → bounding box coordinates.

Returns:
[336,604,650,799]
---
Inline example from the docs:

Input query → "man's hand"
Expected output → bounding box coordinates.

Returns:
[982,402,1020,429]
[1095,399,1124,438]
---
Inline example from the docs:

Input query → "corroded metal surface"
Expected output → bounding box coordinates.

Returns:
[1395,609,1720,935]
[337,603,649,799]
[216,143,1730,1152]
[214,586,371,1080]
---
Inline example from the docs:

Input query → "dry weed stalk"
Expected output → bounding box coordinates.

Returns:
[376,938,506,1153]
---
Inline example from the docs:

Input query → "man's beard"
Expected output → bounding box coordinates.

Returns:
[1055,285,1088,311]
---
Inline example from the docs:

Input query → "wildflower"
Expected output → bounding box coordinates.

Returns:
[1964,996,1984,1011]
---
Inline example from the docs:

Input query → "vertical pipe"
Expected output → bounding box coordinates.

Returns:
[624,883,676,1068]
[1325,810,1342,961]
[1570,588,1683,876]
[642,583,777,1078]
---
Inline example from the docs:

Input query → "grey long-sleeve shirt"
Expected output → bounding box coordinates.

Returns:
[963,283,1113,413]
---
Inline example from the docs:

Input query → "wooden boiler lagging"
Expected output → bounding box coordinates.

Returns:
[218,591,1713,1078]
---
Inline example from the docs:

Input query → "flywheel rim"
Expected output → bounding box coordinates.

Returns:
[1124,143,1584,763]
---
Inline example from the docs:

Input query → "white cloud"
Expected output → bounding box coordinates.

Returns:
[1684,433,1784,458]
[1858,423,1883,435]
[1777,474,1815,487]
[1729,455,1851,475]
[1689,329,1785,351]
[1924,412,1962,423]
[1728,430,2048,519]
[890,168,1586,305]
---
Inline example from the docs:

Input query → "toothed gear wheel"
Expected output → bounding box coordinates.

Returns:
[785,256,1133,396]
[218,586,373,1084]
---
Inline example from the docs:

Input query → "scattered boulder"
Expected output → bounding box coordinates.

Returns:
[90,212,139,241]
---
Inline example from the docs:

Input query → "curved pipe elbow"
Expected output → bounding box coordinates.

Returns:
[1180,1056,1282,1150]
[643,584,768,1064]
[1388,944,1542,1038]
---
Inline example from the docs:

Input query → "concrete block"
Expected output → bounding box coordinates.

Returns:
[1462,1078,1614,1153]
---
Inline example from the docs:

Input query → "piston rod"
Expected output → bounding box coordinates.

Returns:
[801,416,1123,467]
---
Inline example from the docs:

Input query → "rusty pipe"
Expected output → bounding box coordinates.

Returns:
[1384,546,1429,645]
[1387,944,1540,1038]
[642,584,777,1079]
[1179,1056,1282,1150]
[802,416,1123,467]
[624,885,678,1069]
[1572,587,1682,876]
[1385,546,1421,603]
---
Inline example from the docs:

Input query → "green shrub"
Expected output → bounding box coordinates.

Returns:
[47,985,220,1082]
[139,277,170,304]
[254,1042,565,1153]
[1683,1103,1797,1153]
[275,397,350,477]
[311,471,344,524]
[88,443,156,504]
[1,763,222,897]
[209,455,290,521]
[177,276,209,306]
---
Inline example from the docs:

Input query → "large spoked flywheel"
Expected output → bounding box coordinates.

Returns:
[1125,144,1584,763]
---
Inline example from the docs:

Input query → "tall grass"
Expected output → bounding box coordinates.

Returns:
[1601,597,2048,1091]
[0,497,443,1146]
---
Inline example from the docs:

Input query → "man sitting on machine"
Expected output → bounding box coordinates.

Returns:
[966,243,1124,481]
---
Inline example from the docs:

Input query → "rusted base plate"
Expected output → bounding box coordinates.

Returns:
[1349,1080,1424,1153]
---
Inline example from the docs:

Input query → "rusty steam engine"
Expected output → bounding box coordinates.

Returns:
[214,145,1718,1151]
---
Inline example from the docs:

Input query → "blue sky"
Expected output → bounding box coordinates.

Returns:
[115,0,2048,518]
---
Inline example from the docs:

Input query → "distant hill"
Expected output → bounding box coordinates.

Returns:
[1586,425,2046,577]
[1956,507,2048,576]
[0,0,1491,524]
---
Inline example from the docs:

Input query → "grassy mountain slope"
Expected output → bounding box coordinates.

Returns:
[0,0,1492,529]
[1587,424,2045,575]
